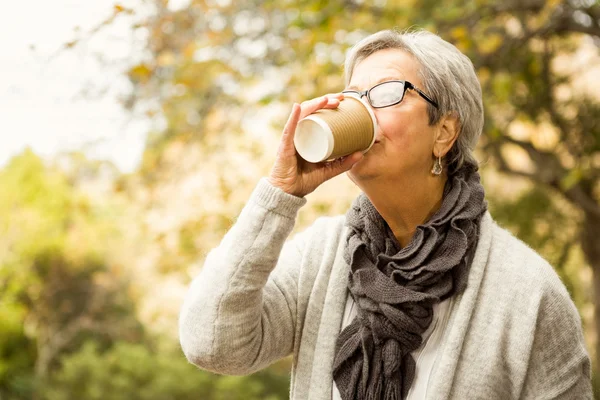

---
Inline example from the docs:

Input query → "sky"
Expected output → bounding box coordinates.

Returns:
[0,0,156,173]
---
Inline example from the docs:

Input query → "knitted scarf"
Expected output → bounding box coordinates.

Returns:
[332,166,487,400]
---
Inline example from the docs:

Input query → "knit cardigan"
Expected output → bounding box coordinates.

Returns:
[179,178,592,399]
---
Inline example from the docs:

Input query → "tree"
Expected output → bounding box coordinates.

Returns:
[43,340,289,400]
[78,0,599,383]
[0,150,290,400]
[442,0,600,372]
[0,151,143,398]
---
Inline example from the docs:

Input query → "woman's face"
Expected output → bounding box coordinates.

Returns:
[346,48,440,186]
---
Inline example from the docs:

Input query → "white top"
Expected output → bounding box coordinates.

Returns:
[332,292,454,400]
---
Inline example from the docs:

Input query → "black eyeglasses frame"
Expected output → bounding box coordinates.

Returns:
[342,80,439,109]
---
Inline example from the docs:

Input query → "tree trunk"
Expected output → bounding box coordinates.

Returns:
[581,212,600,377]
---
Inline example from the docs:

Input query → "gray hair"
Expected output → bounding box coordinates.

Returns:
[344,29,484,173]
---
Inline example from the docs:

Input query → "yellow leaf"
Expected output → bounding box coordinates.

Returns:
[479,34,503,55]
[129,64,152,83]
[450,26,472,52]
[478,67,491,83]
[157,51,176,67]
[183,42,196,59]
[451,26,468,41]
[560,168,583,191]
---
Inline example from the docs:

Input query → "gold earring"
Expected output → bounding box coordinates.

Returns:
[431,156,443,175]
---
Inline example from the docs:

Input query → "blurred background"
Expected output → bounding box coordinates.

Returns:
[1,0,599,398]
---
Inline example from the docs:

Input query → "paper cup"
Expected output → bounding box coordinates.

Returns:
[294,94,377,163]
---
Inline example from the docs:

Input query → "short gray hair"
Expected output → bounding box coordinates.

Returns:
[344,29,484,173]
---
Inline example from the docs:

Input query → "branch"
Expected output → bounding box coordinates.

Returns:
[487,135,600,217]
[538,38,582,159]
[484,138,538,180]
[341,0,387,17]
[560,183,600,218]
[552,4,600,39]
[501,136,566,182]
[556,238,576,272]
[35,315,94,378]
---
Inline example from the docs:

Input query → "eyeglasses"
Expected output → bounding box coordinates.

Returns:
[342,80,439,109]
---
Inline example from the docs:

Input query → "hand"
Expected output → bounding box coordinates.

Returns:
[268,94,364,198]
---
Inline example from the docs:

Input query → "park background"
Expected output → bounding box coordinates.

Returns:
[1,0,599,398]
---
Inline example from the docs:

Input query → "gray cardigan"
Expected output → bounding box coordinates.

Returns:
[179,178,592,399]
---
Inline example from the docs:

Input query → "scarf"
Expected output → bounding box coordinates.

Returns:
[332,166,487,400]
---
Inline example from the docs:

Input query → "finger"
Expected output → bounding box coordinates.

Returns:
[323,93,344,107]
[323,151,364,180]
[324,92,344,100]
[322,97,341,109]
[299,96,329,119]
[279,103,302,156]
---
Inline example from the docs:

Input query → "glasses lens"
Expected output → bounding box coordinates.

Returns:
[369,81,405,108]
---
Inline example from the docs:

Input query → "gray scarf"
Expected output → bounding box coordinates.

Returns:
[332,166,487,400]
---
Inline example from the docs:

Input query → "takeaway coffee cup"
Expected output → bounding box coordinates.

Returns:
[294,94,377,163]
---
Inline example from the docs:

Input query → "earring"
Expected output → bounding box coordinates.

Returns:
[431,156,443,175]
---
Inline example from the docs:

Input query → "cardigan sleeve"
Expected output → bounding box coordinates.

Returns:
[178,178,310,375]
[520,273,592,399]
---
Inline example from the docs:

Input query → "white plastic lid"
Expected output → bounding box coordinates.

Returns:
[294,116,334,163]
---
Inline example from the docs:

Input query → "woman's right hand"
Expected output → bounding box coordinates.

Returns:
[267,94,364,198]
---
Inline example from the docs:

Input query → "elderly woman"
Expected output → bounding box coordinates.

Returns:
[179,29,591,399]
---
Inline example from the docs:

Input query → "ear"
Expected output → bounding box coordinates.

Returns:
[433,112,460,158]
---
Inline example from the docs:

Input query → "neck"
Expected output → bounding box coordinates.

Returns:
[357,173,447,248]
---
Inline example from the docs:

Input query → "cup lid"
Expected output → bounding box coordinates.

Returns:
[294,116,334,163]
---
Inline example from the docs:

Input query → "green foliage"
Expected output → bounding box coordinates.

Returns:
[0,149,71,265]
[42,340,289,400]
[0,150,75,397]
[43,341,211,400]
[0,151,143,397]
[488,185,579,295]
[0,303,35,399]
[0,150,289,400]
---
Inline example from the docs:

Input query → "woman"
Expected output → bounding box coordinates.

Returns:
[179,29,591,399]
